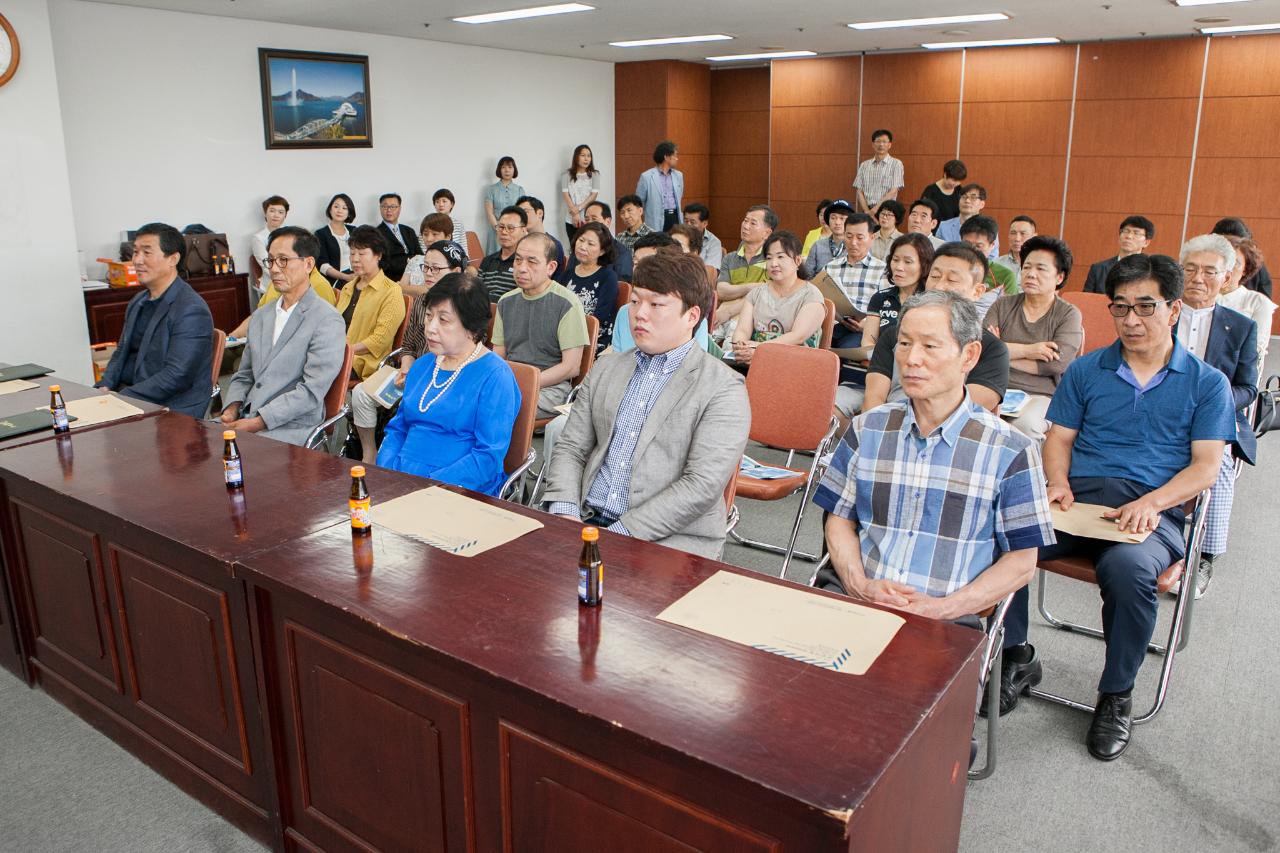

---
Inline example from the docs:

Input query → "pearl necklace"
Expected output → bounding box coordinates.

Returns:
[417,343,484,413]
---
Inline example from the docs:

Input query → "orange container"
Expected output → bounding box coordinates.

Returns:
[97,258,138,288]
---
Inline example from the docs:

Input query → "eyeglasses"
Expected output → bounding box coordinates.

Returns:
[1119,228,1148,238]
[264,256,302,269]
[960,193,982,201]
[1107,300,1172,318]
[422,264,451,275]
[379,203,400,210]
[495,224,523,232]
[1182,264,1223,280]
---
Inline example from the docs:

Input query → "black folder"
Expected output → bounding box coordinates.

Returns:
[0,410,77,441]
[0,364,54,383]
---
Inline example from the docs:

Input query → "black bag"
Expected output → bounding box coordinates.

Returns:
[182,232,230,277]
[1254,375,1280,438]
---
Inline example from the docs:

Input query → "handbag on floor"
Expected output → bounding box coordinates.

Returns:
[1253,375,1280,438]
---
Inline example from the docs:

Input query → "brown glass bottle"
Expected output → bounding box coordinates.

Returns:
[578,526,603,606]
[349,466,371,536]
[222,429,244,489]
[50,385,70,434]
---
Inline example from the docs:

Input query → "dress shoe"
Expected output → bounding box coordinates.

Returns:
[1194,555,1215,600]
[1086,693,1133,761]
[979,645,1042,717]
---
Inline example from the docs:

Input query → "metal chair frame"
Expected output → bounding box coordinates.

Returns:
[304,344,356,452]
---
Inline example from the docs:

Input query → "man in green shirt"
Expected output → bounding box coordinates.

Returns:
[716,204,776,326]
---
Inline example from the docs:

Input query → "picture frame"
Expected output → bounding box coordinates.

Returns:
[258,48,372,150]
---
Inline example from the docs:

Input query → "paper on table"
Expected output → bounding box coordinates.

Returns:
[58,394,145,428]
[0,380,38,396]
[1052,501,1151,544]
[657,570,905,675]
[373,485,543,557]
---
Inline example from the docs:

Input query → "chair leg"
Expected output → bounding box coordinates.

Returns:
[969,643,1001,781]
[1035,570,1170,655]
[778,469,822,579]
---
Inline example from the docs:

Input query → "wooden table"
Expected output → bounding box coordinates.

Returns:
[0,414,421,844]
[83,272,252,344]
[238,492,984,852]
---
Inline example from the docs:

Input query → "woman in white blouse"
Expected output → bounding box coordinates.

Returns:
[1219,235,1276,371]
[250,195,289,295]
[560,144,600,245]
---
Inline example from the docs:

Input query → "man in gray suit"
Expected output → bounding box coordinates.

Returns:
[544,251,750,559]
[221,227,346,445]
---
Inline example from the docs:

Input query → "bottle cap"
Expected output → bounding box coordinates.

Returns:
[49,384,61,392]
[222,430,236,440]
[351,465,366,477]
[581,526,599,542]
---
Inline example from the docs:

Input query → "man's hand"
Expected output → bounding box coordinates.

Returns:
[731,340,755,365]
[1029,341,1061,362]
[1046,482,1074,511]
[987,323,1001,338]
[220,403,241,425]
[1105,495,1162,534]
[850,577,915,608]
[839,316,864,332]
[901,592,957,621]
[229,416,266,434]
[556,514,581,522]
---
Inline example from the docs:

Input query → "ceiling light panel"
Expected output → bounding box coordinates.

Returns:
[850,13,1009,30]
[453,4,593,25]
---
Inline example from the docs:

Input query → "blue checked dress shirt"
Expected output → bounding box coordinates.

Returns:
[813,396,1055,598]
[549,338,697,535]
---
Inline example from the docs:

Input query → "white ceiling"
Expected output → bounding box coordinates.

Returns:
[85,0,1280,63]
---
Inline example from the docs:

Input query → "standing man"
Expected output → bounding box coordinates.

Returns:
[937,184,998,258]
[853,129,904,215]
[683,202,723,270]
[1083,216,1155,294]
[997,216,1038,285]
[221,226,346,445]
[636,140,684,233]
[803,199,853,277]
[480,206,529,302]
[96,222,214,418]
[375,193,422,282]
[716,205,776,325]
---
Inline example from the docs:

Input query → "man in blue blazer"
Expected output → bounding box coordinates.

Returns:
[96,222,214,418]
[635,140,684,233]
[1176,234,1259,598]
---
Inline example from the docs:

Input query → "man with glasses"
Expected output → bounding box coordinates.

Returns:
[1083,215,1154,294]
[936,184,999,259]
[221,227,346,445]
[998,253,1234,762]
[375,193,421,282]
[480,206,529,302]
[1174,234,1258,598]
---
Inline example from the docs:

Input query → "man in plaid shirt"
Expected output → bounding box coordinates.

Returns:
[853,129,905,215]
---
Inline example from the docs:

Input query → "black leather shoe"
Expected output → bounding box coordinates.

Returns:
[1087,693,1133,761]
[979,645,1042,717]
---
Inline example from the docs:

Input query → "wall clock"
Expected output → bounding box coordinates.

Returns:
[0,13,19,88]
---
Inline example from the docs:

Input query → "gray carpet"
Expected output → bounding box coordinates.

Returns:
[4,347,1280,852]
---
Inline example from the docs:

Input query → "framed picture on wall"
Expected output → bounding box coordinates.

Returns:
[258,48,372,150]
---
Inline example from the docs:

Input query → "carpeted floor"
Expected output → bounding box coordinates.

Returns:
[3,348,1279,852]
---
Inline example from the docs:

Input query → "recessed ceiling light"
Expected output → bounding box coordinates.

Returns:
[850,12,1009,30]
[1199,21,1280,32]
[610,34,733,47]
[706,50,817,62]
[453,3,593,25]
[922,37,1061,49]
[1174,0,1257,6]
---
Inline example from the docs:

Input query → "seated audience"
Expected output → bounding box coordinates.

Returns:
[937,184,999,259]
[376,193,422,283]
[730,230,826,365]
[484,156,524,255]
[377,273,520,496]
[960,216,1018,319]
[1083,215,1154,294]
[996,215,1037,286]
[401,213,455,295]
[801,199,852,278]
[1176,234,1259,597]
[544,251,750,559]
[584,201,634,281]
[862,243,1009,415]
[561,144,601,243]
[716,205,777,325]
[1001,254,1234,761]
[432,188,468,246]
[1219,235,1275,367]
[870,199,905,261]
[516,195,567,271]
[315,193,357,287]
[823,212,886,348]
[227,266,336,340]
[1213,217,1273,298]
[334,226,407,380]
[985,236,1084,442]
[350,240,467,463]
[920,158,967,226]
[250,196,289,295]
[562,222,620,351]
[616,194,652,250]
[802,199,834,258]
[668,222,703,258]
[492,233,589,418]
[905,198,946,249]
[480,206,529,302]
[683,202,724,270]
[96,222,214,418]
[221,227,346,446]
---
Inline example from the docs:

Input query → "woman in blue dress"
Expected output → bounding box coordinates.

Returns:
[561,221,619,352]
[482,156,525,255]
[377,272,520,496]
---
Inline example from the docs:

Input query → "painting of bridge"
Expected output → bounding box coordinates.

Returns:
[258,48,373,150]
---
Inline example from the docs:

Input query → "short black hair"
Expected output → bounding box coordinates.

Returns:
[326,193,356,223]
[262,195,289,213]
[1119,215,1155,239]
[1011,214,1037,229]
[653,140,678,164]
[432,188,455,205]
[378,193,402,205]
[134,222,185,261]
[871,128,893,142]
[1212,217,1251,239]
[959,215,998,244]
[1019,235,1073,287]
[762,230,807,278]
[516,232,558,264]
[683,202,711,221]
[747,204,779,231]
[943,159,968,181]
[495,156,518,179]
[816,198,834,215]
[1105,253,1183,302]
[633,231,678,252]
[959,183,987,201]
[845,212,877,233]
[515,195,544,215]
[425,273,492,343]
[573,221,617,266]
[934,241,988,285]
[877,199,905,228]
[498,205,528,226]
[586,200,612,220]
[618,194,644,211]
[268,226,320,261]
[910,198,940,220]
[348,224,387,259]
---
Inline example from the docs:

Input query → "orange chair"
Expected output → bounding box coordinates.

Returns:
[818,299,836,350]
[1062,291,1116,354]
[485,302,498,348]
[207,328,228,415]
[349,293,415,392]
[465,231,483,270]
[304,344,356,451]
[729,343,841,577]
[499,361,541,502]
[615,281,632,312]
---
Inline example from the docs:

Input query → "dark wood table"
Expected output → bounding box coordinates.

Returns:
[238,490,984,852]
[83,272,251,343]
[0,413,423,844]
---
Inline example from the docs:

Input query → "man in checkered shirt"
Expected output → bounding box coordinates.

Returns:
[853,128,905,216]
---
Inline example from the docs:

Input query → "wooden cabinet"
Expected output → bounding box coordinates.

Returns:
[83,273,252,344]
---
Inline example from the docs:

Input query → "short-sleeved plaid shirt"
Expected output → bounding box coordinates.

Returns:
[853,155,905,207]
[813,397,1055,598]
[824,252,887,313]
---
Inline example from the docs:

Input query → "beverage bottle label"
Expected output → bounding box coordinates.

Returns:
[224,458,243,487]
[350,498,371,529]
[52,408,69,431]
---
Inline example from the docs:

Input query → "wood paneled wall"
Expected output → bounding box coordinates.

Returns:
[709,68,769,241]
[614,61,710,209]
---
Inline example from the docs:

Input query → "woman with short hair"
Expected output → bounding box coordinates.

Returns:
[1219,235,1275,369]
[334,225,407,381]
[483,156,524,255]
[315,193,357,286]
[432,188,467,246]
[730,230,825,366]
[401,213,459,294]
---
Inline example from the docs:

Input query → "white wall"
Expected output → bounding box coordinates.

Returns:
[0,0,92,381]
[50,0,615,274]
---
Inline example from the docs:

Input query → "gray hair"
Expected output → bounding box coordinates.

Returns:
[1180,233,1236,273]
[899,290,981,348]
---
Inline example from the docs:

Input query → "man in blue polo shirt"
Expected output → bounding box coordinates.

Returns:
[995,254,1235,762]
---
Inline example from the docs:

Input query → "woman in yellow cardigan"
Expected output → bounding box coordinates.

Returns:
[334,225,406,379]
